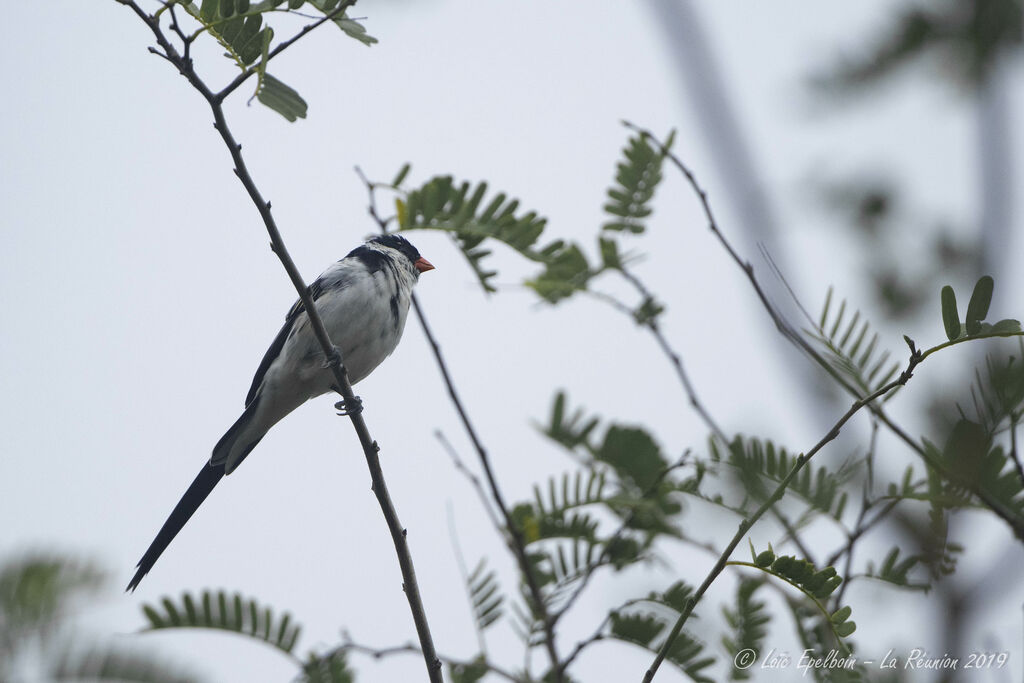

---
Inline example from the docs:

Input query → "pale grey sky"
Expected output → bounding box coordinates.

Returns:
[2,1,1022,681]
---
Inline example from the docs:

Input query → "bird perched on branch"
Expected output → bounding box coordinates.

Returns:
[127,234,434,591]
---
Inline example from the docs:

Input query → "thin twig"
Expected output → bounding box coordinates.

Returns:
[436,431,503,533]
[339,637,523,683]
[827,497,902,575]
[616,267,731,446]
[769,508,816,565]
[117,4,441,680]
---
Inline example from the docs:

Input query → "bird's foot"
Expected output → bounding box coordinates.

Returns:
[335,395,363,416]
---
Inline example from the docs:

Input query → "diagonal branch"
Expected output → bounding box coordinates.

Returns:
[117,4,441,681]
[355,170,564,681]
[642,354,922,682]
[615,267,730,446]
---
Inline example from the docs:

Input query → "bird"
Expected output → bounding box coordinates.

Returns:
[126,234,434,591]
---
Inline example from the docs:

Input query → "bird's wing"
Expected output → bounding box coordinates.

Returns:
[243,261,361,407]
[243,277,329,407]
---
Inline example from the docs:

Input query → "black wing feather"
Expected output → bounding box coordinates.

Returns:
[243,278,327,407]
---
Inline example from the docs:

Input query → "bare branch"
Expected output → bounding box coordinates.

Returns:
[339,636,523,683]
[118,4,441,680]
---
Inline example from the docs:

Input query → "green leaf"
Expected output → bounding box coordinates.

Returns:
[610,612,664,647]
[609,586,715,683]
[721,579,769,681]
[942,419,991,487]
[807,288,900,398]
[301,651,355,683]
[865,546,928,591]
[234,16,266,65]
[199,0,218,22]
[594,426,668,492]
[398,175,549,294]
[941,285,961,341]
[465,558,504,631]
[834,621,857,637]
[830,605,852,624]
[141,590,301,656]
[739,552,853,648]
[599,236,621,269]
[601,132,671,234]
[991,318,1022,334]
[333,17,378,46]
[0,556,104,635]
[965,276,994,335]
[256,74,308,121]
[726,436,856,521]
[525,243,593,303]
[305,0,379,45]
[449,656,489,683]
[391,163,411,187]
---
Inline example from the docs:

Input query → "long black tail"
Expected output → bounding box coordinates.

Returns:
[126,463,225,592]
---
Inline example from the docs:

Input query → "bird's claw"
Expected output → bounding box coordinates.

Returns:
[335,395,363,416]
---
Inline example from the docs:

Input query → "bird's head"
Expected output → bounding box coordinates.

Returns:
[368,234,435,275]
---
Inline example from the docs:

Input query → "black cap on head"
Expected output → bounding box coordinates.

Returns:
[370,234,423,266]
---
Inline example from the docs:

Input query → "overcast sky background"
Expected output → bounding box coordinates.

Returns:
[2,1,1023,681]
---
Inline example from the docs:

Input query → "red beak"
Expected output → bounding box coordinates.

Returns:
[414,257,435,273]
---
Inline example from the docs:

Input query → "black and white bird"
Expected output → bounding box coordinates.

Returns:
[127,234,434,591]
